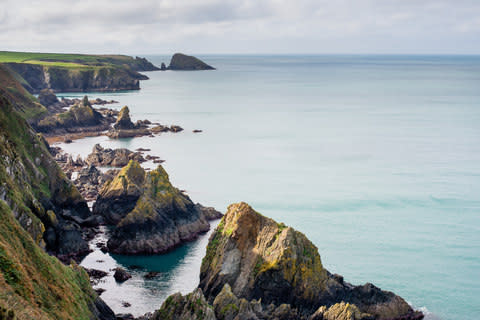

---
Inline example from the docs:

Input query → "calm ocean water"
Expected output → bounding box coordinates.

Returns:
[59,55,480,319]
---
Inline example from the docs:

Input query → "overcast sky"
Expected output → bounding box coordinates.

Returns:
[1,0,479,54]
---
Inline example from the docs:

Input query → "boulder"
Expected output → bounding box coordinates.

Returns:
[113,268,132,282]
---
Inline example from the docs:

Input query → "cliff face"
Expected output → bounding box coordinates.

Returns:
[4,63,145,93]
[0,72,115,319]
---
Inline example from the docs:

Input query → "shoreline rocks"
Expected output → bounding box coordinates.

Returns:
[152,202,424,320]
[107,106,151,139]
[86,144,146,167]
[34,95,115,136]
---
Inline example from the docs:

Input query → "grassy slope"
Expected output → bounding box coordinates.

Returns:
[0,73,100,319]
[0,202,96,320]
[0,65,47,120]
[0,51,145,70]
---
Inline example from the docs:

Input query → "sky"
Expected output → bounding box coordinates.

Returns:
[0,0,479,55]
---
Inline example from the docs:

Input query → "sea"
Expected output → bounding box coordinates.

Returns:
[57,55,480,320]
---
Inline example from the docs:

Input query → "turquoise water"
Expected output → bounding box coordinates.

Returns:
[61,55,480,319]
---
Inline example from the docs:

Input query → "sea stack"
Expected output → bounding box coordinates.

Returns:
[167,53,215,70]
[94,160,222,254]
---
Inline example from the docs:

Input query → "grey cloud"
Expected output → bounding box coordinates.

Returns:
[0,0,479,54]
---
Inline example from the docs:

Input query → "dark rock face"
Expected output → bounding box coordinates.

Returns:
[168,53,215,70]
[106,163,212,254]
[160,63,167,71]
[5,62,145,93]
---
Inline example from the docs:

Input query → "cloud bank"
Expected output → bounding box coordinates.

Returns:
[1,0,479,54]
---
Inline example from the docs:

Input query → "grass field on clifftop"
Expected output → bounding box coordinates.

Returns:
[0,51,139,69]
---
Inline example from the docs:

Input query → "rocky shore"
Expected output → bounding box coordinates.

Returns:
[152,202,424,320]
[29,90,186,143]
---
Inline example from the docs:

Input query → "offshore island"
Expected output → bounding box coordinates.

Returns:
[0,51,423,320]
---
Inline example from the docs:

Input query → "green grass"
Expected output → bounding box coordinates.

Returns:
[0,51,141,69]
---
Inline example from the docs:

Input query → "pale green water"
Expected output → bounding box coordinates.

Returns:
[59,55,480,319]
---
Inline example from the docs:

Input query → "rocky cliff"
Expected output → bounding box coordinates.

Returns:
[0,71,115,319]
[167,53,215,70]
[93,160,220,254]
[4,63,145,93]
[153,202,423,320]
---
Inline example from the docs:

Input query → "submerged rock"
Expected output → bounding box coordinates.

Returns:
[168,53,215,71]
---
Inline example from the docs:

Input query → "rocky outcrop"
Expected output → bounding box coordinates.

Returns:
[86,144,146,167]
[38,88,59,106]
[93,160,146,225]
[72,164,118,202]
[189,202,421,320]
[4,62,147,93]
[151,288,215,320]
[106,106,150,138]
[114,106,135,130]
[106,163,212,254]
[166,53,215,70]
[130,56,161,71]
[94,160,221,254]
[35,95,114,135]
